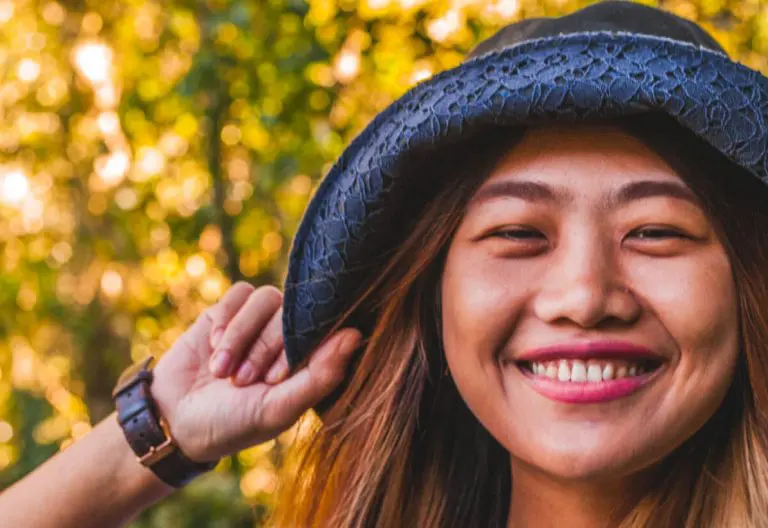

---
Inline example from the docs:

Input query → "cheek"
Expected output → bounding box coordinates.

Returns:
[629,250,740,444]
[631,250,738,366]
[441,250,529,364]
[439,246,532,444]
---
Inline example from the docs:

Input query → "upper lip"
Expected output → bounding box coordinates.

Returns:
[515,340,663,362]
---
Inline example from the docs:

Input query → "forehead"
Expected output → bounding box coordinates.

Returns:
[483,124,686,189]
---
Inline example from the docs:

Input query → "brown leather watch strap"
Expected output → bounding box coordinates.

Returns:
[112,357,218,488]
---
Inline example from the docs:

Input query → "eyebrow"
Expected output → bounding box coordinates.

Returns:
[468,179,701,210]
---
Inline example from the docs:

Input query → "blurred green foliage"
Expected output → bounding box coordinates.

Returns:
[0,0,765,525]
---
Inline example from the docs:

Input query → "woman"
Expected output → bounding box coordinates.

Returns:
[3,2,768,527]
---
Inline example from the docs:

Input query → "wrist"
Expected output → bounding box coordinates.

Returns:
[112,357,219,488]
[109,412,177,501]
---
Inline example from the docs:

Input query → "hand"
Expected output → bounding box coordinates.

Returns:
[148,282,361,462]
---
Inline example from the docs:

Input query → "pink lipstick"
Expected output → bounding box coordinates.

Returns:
[510,341,665,404]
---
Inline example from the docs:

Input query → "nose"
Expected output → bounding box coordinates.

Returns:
[532,229,641,328]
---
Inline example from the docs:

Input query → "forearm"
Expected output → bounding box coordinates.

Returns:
[0,412,175,528]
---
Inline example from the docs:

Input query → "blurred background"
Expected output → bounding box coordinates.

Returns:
[0,0,765,525]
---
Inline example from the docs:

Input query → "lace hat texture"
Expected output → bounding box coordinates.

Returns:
[282,1,768,374]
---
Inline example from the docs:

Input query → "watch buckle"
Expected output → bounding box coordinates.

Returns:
[138,417,176,466]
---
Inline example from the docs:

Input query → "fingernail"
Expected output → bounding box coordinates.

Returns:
[234,362,255,386]
[265,361,288,384]
[211,328,224,349]
[341,332,360,352]
[210,351,232,377]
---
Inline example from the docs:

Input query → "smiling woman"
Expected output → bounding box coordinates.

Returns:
[268,113,768,527]
[3,3,768,528]
[442,120,743,523]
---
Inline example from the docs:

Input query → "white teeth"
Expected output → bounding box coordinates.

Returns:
[570,360,587,382]
[528,359,653,382]
[546,363,558,379]
[587,363,602,382]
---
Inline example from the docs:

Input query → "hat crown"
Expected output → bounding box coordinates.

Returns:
[467,1,725,60]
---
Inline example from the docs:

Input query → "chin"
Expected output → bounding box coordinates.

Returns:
[509,428,667,483]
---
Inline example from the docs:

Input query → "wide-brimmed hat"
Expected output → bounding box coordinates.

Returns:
[282,1,768,372]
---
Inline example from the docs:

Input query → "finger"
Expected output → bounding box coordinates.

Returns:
[258,329,362,430]
[209,285,282,378]
[173,304,218,354]
[231,308,284,386]
[208,281,255,350]
[264,348,289,385]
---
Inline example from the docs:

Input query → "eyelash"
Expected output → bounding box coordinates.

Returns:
[490,226,691,241]
[628,227,690,240]
[492,228,545,241]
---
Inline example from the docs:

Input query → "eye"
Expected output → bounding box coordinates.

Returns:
[628,227,690,240]
[492,228,547,241]
[623,226,696,256]
[485,227,548,257]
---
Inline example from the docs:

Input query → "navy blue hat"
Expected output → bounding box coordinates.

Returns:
[282,1,768,371]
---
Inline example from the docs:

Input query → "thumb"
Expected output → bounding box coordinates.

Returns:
[258,328,362,430]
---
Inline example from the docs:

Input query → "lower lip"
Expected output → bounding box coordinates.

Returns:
[518,367,663,404]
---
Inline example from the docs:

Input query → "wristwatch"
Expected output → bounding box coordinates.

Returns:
[112,357,219,488]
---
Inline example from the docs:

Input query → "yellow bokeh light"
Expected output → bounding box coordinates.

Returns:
[239,250,261,277]
[95,84,118,108]
[159,132,188,157]
[81,12,103,34]
[34,415,69,444]
[290,174,312,194]
[427,10,463,43]
[137,147,166,175]
[51,242,73,264]
[185,254,207,278]
[95,150,130,185]
[221,124,241,146]
[410,64,432,84]
[262,232,283,253]
[42,2,66,26]
[333,50,361,83]
[398,0,427,9]
[73,42,113,84]
[200,225,222,253]
[97,111,120,136]
[17,285,37,311]
[200,275,224,302]
[0,168,30,205]
[36,77,68,106]
[0,421,13,443]
[101,270,124,298]
[115,187,138,210]
[369,0,390,8]
[0,445,14,471]
[88,193,107,215]
[17,59,41,83]
[492,0,520,19]
[0,1,13,24]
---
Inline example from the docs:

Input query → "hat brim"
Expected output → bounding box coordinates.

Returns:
[283,31,768,369]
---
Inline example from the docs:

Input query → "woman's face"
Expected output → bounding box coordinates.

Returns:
[440,124,740,481]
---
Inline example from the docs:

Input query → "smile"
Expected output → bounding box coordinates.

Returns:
[509,341,667,403]
[520,358,659,382]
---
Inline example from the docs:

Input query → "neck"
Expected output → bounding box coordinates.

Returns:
[506,459,648,528]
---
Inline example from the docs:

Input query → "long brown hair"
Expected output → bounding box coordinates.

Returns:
[270,115,768,527]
